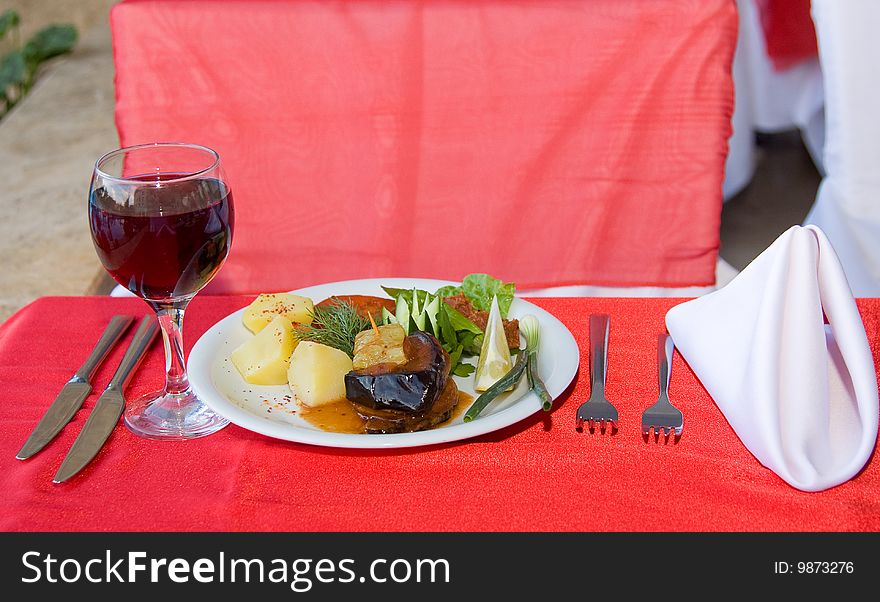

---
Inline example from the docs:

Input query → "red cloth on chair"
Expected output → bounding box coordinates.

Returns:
[110,0,735,294]
[756,0,819,71]
[2,296,879,532]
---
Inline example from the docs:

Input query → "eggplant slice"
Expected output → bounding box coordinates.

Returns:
[345,331,450,414]
[352,379,460,434]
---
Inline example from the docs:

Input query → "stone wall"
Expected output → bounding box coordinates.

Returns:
[0,2,120,322]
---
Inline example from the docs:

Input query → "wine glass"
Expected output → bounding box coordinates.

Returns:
[89,142,234,440]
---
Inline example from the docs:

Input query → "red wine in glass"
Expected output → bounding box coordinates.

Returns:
[90,174,234,301]
[89,143,234,440]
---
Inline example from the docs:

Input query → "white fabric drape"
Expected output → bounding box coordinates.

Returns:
[724,0,825,200]
[805,0,880,296]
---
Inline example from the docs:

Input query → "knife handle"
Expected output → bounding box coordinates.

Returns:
[107,316,159,391]
[73,315,135,383]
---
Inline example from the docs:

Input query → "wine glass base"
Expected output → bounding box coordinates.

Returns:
[124,389,229,440]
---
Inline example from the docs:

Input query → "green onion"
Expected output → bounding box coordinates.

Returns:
[528,352,552,411]
[520,314,553,411]
[463,352,528,422]
[520,314,540,354]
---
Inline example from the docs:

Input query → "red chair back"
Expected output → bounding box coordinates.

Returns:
[757,0,818,71]
[111,0,736,293]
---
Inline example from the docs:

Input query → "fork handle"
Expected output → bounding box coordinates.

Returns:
[658,334,674,395]
[590,314,610,397]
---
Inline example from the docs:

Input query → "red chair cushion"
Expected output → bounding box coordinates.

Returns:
[111,0,735,293]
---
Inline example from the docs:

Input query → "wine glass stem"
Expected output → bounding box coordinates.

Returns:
[153,301,191,397]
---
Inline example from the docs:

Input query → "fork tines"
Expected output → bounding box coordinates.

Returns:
[642,424,680,437]
[641,334,684,439]
[576,402,618,433]
[575,314,618,433]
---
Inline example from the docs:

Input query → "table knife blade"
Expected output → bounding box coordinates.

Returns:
[53,315,159,483]
[53,390,125,484]
[16,382,91,460]
[16,314,135,460]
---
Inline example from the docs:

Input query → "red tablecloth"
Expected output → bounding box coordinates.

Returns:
[2,296,879,532]
[111,0,735,292]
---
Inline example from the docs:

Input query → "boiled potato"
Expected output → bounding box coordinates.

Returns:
[243,293,314,333]
[288,341,353,407]
[230,316,298,385]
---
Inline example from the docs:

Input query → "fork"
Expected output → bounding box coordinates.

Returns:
[641,334,684,437]
[576,314,618,432]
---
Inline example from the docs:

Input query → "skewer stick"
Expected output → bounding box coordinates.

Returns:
[368,311,380,335]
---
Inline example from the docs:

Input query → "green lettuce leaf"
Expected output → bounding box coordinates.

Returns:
[432,274,515,318]
[462,274,515,317]
[433,284,461,299]
[437,304,458,348]
[443,304,482,334]
[452,362,476,377]
[461,273,515,315]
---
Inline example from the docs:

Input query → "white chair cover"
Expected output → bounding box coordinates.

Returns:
[805,0,880,296]
[724,0,825,200]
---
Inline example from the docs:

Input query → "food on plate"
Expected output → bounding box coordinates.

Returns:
[464,352,528,423]
[380,288,479,377]
[316,295,396,322]
[380,274,520,378]
[230,315,298,385]
[474,296,513,391]
[521,315,552,411]
[352,379,462,434]
[351,323,407,370]
[465,313,552,421]
[434,273,517,317]
[287,341,353,407]
[294,298,370,358]
[243,293,314,333]
[346,331,450,413]
[344,331,456,433]
[443,293,520,349]
[230,273,541,434]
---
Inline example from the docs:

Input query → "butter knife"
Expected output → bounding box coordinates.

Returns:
[53,315,159,483]
[16,314,135,460]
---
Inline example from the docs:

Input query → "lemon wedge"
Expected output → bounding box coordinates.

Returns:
[474,295,512,391]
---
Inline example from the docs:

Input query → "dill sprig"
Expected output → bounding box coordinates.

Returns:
[296,299,370,358]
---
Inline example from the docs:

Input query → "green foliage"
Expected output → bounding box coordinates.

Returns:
[0,10,21,39]
[296,299,370,358]
[23,25,77,63]
[0,51,25,93]
[1,12,77,118]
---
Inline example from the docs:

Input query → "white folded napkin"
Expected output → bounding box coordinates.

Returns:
[666,225,879,491]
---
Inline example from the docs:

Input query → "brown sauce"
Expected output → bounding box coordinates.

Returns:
[448,391,472,423]
[298,399,365,434]
[299,391,474,434]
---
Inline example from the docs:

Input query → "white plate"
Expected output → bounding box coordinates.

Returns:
[188,278,579,448]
